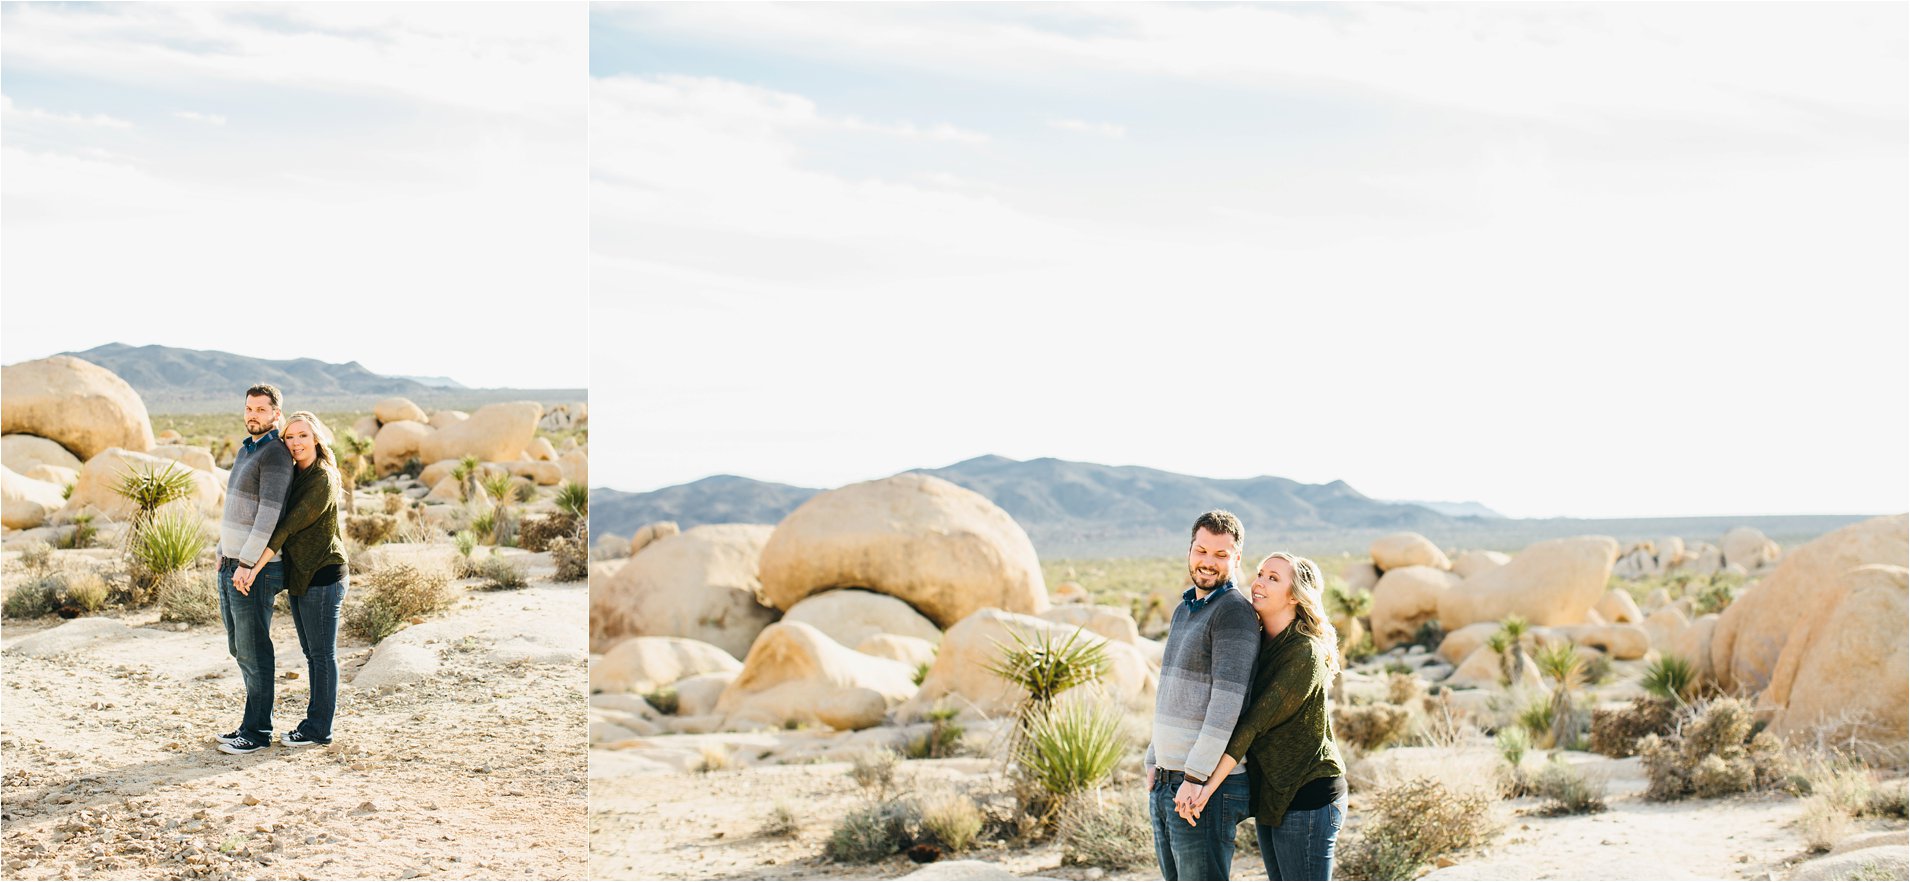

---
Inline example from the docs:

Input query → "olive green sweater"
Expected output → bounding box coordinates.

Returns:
[1223,621,1345,828]
[266,461,346,597]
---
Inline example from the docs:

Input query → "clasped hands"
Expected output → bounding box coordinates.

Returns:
[233,564,258,595]
[1173,778,1218,826]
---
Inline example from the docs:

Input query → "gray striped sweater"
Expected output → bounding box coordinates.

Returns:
[220,429,294,567]
[1144,582,1261,782]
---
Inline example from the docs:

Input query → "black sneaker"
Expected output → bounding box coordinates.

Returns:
[217,735,269,755]
[281,731,329,748]
[213,730,244,746]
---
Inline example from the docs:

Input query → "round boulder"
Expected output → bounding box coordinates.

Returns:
[427,410,469,430]
[1437,536,1620,629]
[2,466,67,529]
[1370,532,1450,572]
[1038,605,1140,645]
[589,636,742,695]
[895,609,1153,723]
[783,589,942,650]
[1436,622,1500,665]
[2,434,84,476]
[856,634,938,668]
[1370,565,1460,650]
[1451,550,1510,580]
[629,521,679,556]
[589,524,779,658]
[757,473,1048,628]
[1763,564,1907,759]
[1594,589,1644,624]
[1709,515,1907,695]
[1721,526,1781,572]
[419,401,542,465]
[372,420,433,477]
[0,356,154,460]
[714,621,919,731]
[1341,560,1381,592]
[374,397,428,425]
[61,448,223,521]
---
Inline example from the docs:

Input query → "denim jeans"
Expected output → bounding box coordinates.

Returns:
[218,558,283,742]
[1255,795,1346,881]
[288,576,346,742]
[1150,770,1251,881]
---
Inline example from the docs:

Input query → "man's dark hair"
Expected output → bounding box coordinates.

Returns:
[245,383,283,408]
[1190,509,1244,549]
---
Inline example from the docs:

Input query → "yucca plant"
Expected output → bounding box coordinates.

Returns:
[556,481,588,518]
[479,471,515,506]
[1642,654,1697,704]
[335,429,374,490]
[1536,641,1587,749]
[511,479,536,504]
[986,626,1110,731]
[1018,697,1127,804]
[1494,615,1531,684]
[1325,582,1373,620]
[114,461,197,526]
[129,506,209,605]
[451,455,483,501]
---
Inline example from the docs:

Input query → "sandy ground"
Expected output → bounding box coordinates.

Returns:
[1,559,588,881]
[589,735,1905,882]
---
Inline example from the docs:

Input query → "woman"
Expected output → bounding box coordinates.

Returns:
[251,411,348,747]
[1184,552,1346,881]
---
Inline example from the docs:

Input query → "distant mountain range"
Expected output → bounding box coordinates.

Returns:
[1386,499,1506,519]
[45,343,579,412]
[592,455,1485,556]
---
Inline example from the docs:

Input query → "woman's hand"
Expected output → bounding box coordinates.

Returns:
[1177,779,1221,826]
[234,566,255,595]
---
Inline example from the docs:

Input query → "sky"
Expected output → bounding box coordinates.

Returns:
[2,2,588,389]
[590,2,1908,519]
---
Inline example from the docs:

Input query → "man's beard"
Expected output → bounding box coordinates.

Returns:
[246,419,266,435]
[1189,563,1226,589]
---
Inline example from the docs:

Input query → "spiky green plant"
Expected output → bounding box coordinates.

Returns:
[1018,697,1127,801]
[479,472,516,506]
[1537,641,1587,749]
[1642,654,1697,704]
[113,461,197,526]
[129,506,209,600]
[556,481,589,518]
[62,513,97,550]
[1494,615,1532,684]
[452,455,483,500]
[1325,582,1373,620]
[986,626,1110,731]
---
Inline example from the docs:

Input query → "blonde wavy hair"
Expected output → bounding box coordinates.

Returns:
[282,411,337,471]
[1263,551,1341,675]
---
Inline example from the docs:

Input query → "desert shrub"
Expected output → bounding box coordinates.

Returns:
[1589,697,1677,758]
[556,481,589,518]
[1497,726,1531,766]
[479,472,516,507]
[1337,777,1495,881]
[1057,791,1152,869]
[548,534,589,583]
[1517,693,1556,745]
[825,799,919,863]
[1414,688,1470,748]
[912,661,931,687]
[510,480,536,504]
[382,492,405,515]
[17,540,54,573]
[1869,779,1908,819]
[918,791,983,852]
[1641,654,1697,703]
[1639,697,1791,801]
[472,553,528,590]
[113,461,196,525]
[1334,703,1413,752]
[635,688,675,717]
[693,744,730,774]
[60,569,110,613]
[3,576,60,619]
[343,563,454,644]
[1019,697,1126,800]
[1797,795,1852,853]
[517,512,577,553]
[1534,757,1608,815]
[1690,573,1744,616]
[987,626,1109,729]
[1326,582,1373,620]
[60,514,98,550]
[1345,633,1378,664]
[128,507,210,603]
[345,513,399,546]
[849,749,900,800]
[157,569,220,624]
[1386,672,1421,706]
[760,801,800,838]
[1410,618,1446,650]
[1535,641,1587,749]
[906,706,965,760]
[1581,651,1613,686]
[1382,659,1414,677]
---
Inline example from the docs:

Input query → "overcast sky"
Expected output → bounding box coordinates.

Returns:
[2,2,587,389]
[590,3,1907,519]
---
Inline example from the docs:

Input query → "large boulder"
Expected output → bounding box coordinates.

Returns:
[1370,533,1450,572]
[896,609,1153,722]
[372,420,433,477]
[1341,560,1381,592]
[2,434,84,475]
[589,524,779,658]
[589,636,742,694]
[1038,605,1141,645]
[1370,565,1461,650]
[1436,622,1500,665]
[1643,605,1690,655]
[558,449,588,486]
[427,410,469,430]
[1721,527,1781,572]
[1762,564,1907,759]
[629,521,679,556]
[1557,624,1649,660]
[714,621,919,731]
[2,466,67,529]
[1450,550,1510,580]
[525,437,559,463]
[782,589,942,650]
[1710,515,1908,695]
[757,474,1048,628]
[150,444,217,473]
[374,397,428,425]
[1593,589,1644,624]
[1437,536,1619,629]
[419,401,542,465]
[60,448,223,521]
[1674,614,1720,683]
[856,634,938,668]
[0,356,154,460]
[505,460,563,486]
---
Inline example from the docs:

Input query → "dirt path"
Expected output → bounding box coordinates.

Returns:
[2,568,588,881]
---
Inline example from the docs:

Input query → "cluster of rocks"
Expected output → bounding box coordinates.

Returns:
[1347,517,1908,755]
[589,473,1162,743]
[1610,526,1781,580]
[353,396,587,535]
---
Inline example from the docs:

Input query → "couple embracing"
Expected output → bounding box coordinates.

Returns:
[1146,510,1346,881]
[213,384,348,755]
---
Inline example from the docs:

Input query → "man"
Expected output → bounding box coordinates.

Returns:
[1144,509,1261,880]
[214,383,295,755]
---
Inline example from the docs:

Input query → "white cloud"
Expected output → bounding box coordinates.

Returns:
[172,111,226,126]
[0,95,133,129]
[1047,118,1125,139]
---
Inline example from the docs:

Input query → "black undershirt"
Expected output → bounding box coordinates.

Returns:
[311,564,346,587]
[1286,775,1346,812]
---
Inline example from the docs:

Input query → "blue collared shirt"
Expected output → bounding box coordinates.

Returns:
[240,427,282,457]
[1181,579,1237,610]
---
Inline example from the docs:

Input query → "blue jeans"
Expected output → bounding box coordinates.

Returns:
[288,576,346,742]
[1151,770,1251,881]
[218,558,283,742]
[1255,796,1346,881]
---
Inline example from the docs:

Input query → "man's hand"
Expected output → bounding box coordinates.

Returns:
[1145,764,1156,790]
[234,566,255,596]
[1174,780,1204,821]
